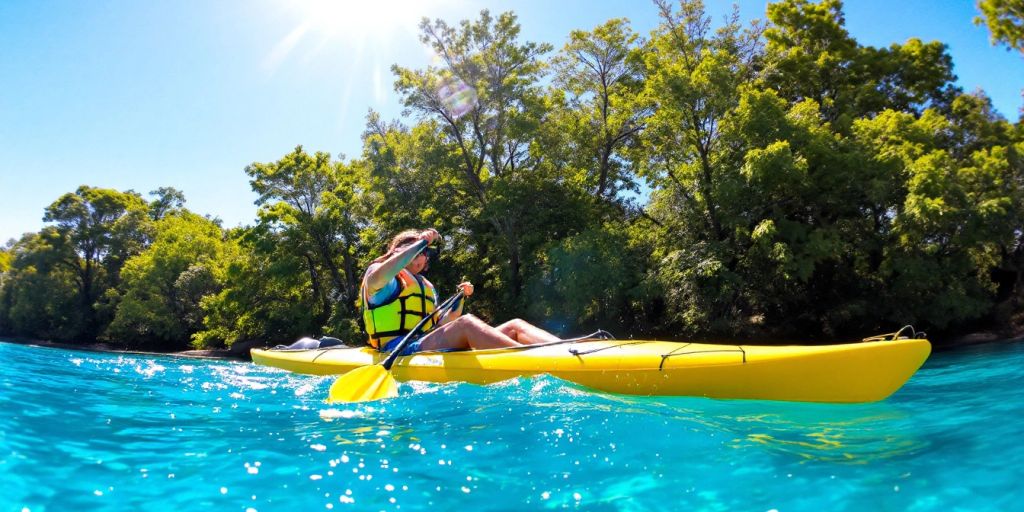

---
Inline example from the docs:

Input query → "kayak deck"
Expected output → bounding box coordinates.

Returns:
[251,338,931,403]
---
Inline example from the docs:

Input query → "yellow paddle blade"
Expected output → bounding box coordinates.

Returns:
[327,365,399,403]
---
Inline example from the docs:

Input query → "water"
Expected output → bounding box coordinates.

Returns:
[2,340,1022,512]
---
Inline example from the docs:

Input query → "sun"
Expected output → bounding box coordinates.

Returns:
[264,0,446,72]
[291,0,428,41]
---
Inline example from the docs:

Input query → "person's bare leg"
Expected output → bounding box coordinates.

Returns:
[417,315,521,351]
[494,318,561,345]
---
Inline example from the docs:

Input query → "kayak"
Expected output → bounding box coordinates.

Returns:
[251,335,931,403]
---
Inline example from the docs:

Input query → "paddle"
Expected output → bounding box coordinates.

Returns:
[327,289,464,403]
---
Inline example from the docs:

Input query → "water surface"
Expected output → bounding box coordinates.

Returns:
[2,340,1021,511]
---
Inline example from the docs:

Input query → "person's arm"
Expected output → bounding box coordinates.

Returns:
[364,230,438,294]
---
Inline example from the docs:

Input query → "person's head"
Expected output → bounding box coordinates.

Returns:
[374,229,435,273]
[385,229,423,257]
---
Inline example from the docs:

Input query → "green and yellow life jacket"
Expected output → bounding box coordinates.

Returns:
[360,269,437,349]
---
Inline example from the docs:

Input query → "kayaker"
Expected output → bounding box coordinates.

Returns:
[361,228,562,355]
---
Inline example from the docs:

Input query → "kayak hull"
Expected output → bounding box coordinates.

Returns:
[251,338,931,403]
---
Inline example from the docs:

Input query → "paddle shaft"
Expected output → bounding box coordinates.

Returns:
[381,290,464,370]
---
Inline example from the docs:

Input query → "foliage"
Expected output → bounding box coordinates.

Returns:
[0,232,83,340]
[392,10,555,308]
[976,0,1024,53]
[192,226,324,348]
[39,186,151,341]
[2,1,1023,349]
[245,146,367,331]
[549,18,648,200]
[764,0,957,125]
[105,212,235,349]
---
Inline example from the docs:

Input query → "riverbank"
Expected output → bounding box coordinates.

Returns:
[0,336,267,361]
[3,327,1023,362]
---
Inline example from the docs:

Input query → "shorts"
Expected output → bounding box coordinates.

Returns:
[382,334,426,356]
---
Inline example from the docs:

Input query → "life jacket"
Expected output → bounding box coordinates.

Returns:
[360,269,437,350]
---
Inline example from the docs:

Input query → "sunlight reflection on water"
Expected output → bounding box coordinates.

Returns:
[2,341,1023,511]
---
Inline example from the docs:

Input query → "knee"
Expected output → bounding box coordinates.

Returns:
[506,318,529,329]
[454,315,486,330]
[457,314,481,324]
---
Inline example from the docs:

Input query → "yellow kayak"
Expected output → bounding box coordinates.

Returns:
[251,335,931,403]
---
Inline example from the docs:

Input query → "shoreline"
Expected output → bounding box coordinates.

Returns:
[0,336,265,361]
[3,328,1023,361]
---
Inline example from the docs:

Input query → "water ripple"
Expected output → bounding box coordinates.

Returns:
[2,340,1023,511]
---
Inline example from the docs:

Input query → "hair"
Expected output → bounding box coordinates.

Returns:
[371,229,424,264]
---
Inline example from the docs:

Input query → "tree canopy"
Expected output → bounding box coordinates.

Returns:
[2,0,1021,349]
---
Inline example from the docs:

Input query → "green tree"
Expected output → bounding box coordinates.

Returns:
[947,91,1015,160]
[526,223,652,334]
[392,10,553,307]
[42,186,151,341]
[105,212,234,349]
[0,246,10,287]
[976,0,1024,53]
[148,186,187,221]
[193,226,322,347]
[549,18,648,200]
[853,109,1022,328]
[765,0,957,125]
[245,146,365,332]
[0,232,83,340]
[633,0,765,334]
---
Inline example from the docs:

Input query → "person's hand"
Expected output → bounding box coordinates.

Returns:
[420,228,440,245]
[457,281,474,297]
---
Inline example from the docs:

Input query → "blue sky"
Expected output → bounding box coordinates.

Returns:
[1,0,1021,243]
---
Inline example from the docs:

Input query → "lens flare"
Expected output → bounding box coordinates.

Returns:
[437,76,478,119]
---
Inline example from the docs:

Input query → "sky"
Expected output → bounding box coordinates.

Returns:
[1,0,1021,244]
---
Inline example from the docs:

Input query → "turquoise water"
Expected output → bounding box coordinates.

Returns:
[2,340,1022,511]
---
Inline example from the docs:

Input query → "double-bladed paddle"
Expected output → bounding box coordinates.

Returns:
[327,290,464,403]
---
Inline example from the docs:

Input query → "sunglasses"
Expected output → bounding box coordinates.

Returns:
[423,246,441,261]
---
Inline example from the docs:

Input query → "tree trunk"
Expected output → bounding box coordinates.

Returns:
[305,254,330,334]
[341,249,360,314]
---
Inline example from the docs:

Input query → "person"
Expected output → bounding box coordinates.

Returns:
[360,228,562,355]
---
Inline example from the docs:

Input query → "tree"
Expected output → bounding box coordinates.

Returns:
[42,186,151,341]
[853,109,1022,328]
[0,246,10,287]
[0,232,83,339]
[764,0,957,125]
[106,212,233,349]
[632,0,765,334]
[193,226,322,348]
[976,0,1024,53]
[148,186,187,221]
[946,91,1014,160]
[550,18,648,200]
[245,146,365,331]
[392,10,553,307]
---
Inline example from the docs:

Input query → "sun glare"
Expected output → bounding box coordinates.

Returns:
[293,0,427,41]
[264,0,448,72]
